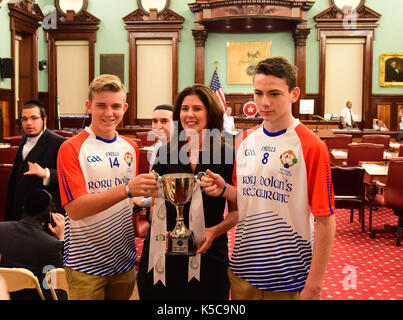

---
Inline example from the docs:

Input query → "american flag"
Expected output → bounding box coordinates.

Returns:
[209,69,226,112]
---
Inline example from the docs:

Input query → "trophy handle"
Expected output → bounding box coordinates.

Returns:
[195,171,207,192]
[152,171,167,201]
[195,171,207,182]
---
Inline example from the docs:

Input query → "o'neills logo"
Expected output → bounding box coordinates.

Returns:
[280,150,297,168]
[124,152,133,167]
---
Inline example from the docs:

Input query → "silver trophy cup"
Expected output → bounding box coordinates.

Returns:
[156,172,205,256]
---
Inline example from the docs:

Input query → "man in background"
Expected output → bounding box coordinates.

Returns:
[340,101,355,128]
[134,104,173,210]
[5,100,66,221]
[0,189,65,300]
[223,106,235,132]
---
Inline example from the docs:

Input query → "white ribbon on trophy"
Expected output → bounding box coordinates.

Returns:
[188,183,205,282]
[148,173,205,285]
[148,180,167,285]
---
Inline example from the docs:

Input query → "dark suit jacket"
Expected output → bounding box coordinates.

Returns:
[0,217,64,299]
[5,129,66,221]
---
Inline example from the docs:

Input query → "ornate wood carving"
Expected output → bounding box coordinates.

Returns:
[315,5,381,128]
[44,8,99,130]
[123,8,184,126]
[188,0,314,115]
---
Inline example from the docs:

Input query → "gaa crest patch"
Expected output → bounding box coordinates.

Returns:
[124,152,134,167]
[280,150,298,168]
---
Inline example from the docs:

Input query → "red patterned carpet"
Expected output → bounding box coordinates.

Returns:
[135,206,402,300]
[321,207,402,300]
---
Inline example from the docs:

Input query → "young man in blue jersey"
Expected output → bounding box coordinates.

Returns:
[202,57,336,300]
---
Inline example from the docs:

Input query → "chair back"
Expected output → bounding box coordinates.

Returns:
[0,164,13,221]
[45,268,69,300]
[53,129,74,138]
[347,143,384,167]
[331,166,365,198]
[384,157,403,210]
[135,131,157,147]
[138,148,151,174]
[362,134,390,150]
[0,268,45,300]
[325,134,352,150]
[4,136,22,147]
[0,146,18,164]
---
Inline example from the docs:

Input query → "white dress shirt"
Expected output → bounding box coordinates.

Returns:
[223,113,235,131]
[22,130,50,186]
[340,107,354,127]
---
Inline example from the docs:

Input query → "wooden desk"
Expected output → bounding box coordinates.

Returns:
[315,130,335,139]
[329,149,398,166]
[359,161,388,184]
[331,129,400,139]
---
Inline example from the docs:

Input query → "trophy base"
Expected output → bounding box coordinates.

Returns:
[167,237,195,256]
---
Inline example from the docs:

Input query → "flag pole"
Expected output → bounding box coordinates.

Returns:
[214,61,218,71]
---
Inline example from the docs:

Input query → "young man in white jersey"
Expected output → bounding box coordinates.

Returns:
[57,74,157,300]
[203,57,335,300]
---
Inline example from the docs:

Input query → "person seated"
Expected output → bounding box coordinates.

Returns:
[0,189,65,300]
[372,118,389,131]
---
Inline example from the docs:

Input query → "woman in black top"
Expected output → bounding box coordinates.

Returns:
[137,84,238,300]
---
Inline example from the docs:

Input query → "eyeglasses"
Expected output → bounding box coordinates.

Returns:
[20,116,42,122]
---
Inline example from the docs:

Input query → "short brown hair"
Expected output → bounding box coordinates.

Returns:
[88,74,126,102]
[253,56,297,92]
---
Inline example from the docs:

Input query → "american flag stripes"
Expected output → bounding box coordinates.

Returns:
[209,69,226,112]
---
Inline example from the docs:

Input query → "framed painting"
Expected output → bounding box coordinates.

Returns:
[380,53,403,87]
[100,54,124,83]
[227,41,271,84]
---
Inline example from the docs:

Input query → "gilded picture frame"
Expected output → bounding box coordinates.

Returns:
[227,41,271,85]
[380,53,403,87]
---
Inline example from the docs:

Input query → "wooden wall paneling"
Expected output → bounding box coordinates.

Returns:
[371,94,403,130]
[8,2,43,135]
[225,93,253,117]
[315,5,381,129]
[376,104,390,129]
[0,89,13,138]
[44,10,99,130]
[123,7,184,126]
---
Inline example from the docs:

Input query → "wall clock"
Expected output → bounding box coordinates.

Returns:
[55,0,88,15]
[330,0,365,13]
[137,0,170,14]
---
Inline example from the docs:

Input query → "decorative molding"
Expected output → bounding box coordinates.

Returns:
[314,5,381,29]
[192,29,208,47]
[123,8,184,25]
[293,27,310,46]
[188,0,314,103]
[189,0,315,12]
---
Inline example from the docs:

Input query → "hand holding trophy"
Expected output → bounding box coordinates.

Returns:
[154,172,206,256]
